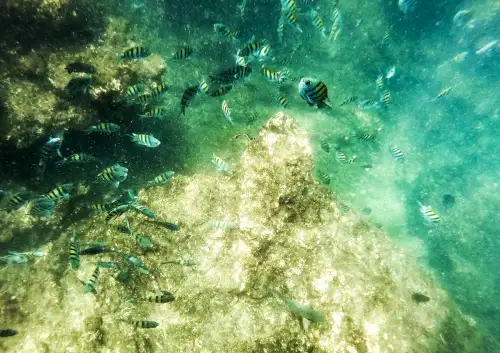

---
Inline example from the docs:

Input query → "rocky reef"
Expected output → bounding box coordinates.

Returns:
[0,113,484,352]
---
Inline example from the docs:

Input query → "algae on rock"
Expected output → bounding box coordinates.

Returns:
[0,113,485,352]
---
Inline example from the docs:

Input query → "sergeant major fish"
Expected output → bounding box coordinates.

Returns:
[97,164,128,188]
[84,123,120,134]
[180,85,199,115]
[212,154,231,172]
[145,171,175,189]
[221,100,234,125]
[121,46,151,60]
[298,77,331,109]
[69,230,80,270]
[418,201,441,225]
[130,133,161,148]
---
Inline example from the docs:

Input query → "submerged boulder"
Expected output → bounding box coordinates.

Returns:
[0,113,484,352]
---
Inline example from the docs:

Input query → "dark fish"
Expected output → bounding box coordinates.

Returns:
[209,85,233,97]
[148,290,175,303]
[65,62,96,74]
[361,207,372,215]
[121,46,151,60]
[209,65,252,85]
[442,194,455,208]
[0,329,18,337]
[298,77,331,109]
[66,74,92,96]
[155,220,181,231]
[80,243,109,255]
[411,292,430,303]
[180,85,199,115]
[132,320,159,329]
[172,47,194,60]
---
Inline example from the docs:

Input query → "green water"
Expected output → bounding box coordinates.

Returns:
[1,0,500,351]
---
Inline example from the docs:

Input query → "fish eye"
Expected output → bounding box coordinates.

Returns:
[305,80,311,86]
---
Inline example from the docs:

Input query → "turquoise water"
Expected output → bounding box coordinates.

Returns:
[1,0,500,350]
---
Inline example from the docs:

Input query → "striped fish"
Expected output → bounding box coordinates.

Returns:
[221,100,234,125]
[206,220,240,229]
[376,75,384,90]
[172,47,193,60]
[37,136,63,178]
[339,95,357,107]
[139,108,167,119]
[198,79,210,95]
[276,94,289,108]
[357,132,375,141]
[129,203,157,219]
[124,84,145,100]
[436,87,451,99]
[285,11,302,32]
[209,65,252,85]
[418,202,441,225]
[298,77,331,109]
[381,91,391,107]
[58,153,98,166]
[147,291,175,303]
[135,93,152,103]
[213,23,239,41]
[358,99,380,109]
[235,55,248,66]
[69,230,80,270]
[5,192,32,213]
[30,196,54,217]
[277,14,285,42]
[44,183,73,201]
[106,204,130,223]
[318,171,330,185]
[237,39,266,57]
[330,8,343,40]
[97,164,128,187]
[121,46,151,60]
[381,29,391,46]
[180,85,199,115]
[132,320,159,329]
[209,85,233,97]
[389,145,405,163]
[310,10,325,37]
[84,266,100,294]
[281,0,297,14]
[262,67,287,83]
[145,171,175,189]
[149,83,168,99]
[320,138,330,152]
[335,151,347,163]
[130,133,161,148]
[212,154,231,172]
[84,123,120,134]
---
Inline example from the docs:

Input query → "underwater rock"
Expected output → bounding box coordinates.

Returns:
[0,113,487,352]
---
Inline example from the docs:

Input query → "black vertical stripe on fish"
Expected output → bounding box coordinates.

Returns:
[180,85,199,115]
